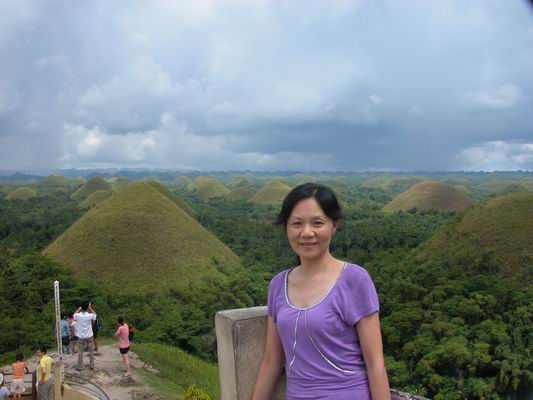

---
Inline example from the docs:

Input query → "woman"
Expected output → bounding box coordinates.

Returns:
[115,316,132,377]
[252,183,390,400]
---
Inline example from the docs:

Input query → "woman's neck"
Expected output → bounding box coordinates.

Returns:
[298,252,341,275]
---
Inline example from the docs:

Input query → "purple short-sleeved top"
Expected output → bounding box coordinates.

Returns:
[267,262,379,400]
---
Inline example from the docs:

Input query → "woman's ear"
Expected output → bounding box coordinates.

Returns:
[332,221,337,235]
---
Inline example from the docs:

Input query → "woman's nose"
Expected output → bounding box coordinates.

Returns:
[301,224,314,236]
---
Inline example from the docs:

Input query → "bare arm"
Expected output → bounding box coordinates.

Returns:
[251,317,285,400]
[357,312,390,400]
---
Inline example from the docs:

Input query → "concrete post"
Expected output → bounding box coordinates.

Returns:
[53,361,64,399]
[215,306,286,400]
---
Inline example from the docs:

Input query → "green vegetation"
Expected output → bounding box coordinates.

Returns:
[0,172,531,399]
[147,181,195,217]
[6,187,38,201]
[71,176,115,201]
[417,192,533,283]
[188,177,231,201]
[173,175,192,188]
[249,180,291,205]
[44,182,241,294]
[79,189,113,208]
[135,343,219,400]
[383,181,474,212]
[108,176,131,191]
[362,176,425,193]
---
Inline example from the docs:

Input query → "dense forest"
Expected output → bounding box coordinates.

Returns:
[0,173,531,399]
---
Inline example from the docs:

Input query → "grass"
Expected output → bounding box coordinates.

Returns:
[383,180,474,212]
[44,182,241,294]
[80,189,113,208]
[134,343,220,400]
[249,180,291,205]
[188,177,231,201]
[6,187,37,200]
[71,176,115,201]
[417,192,533,282]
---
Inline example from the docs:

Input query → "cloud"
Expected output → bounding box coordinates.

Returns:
[1,0,533,171]
[457,141,533,171]
[463,84,523,111]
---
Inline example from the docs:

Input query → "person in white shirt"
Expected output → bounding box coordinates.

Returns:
[74,301,96,371]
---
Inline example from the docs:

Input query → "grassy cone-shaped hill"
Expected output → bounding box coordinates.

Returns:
[80,190,113,208]
[228,176,256,200]
[173,175,192,188]
[108,176,131,191]
[362,176,425,192]
[43,182,241,294]
[6,187,37,200]
[249,180,291,205]
[228,176,253,189]
[187,176,230,200]
[383,181,474,212]
[71,176,115,201]
[416,192,533,284]
[45,174,69,186]
[146,181,195,217]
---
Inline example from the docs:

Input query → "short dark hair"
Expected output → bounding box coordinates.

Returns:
[81,301,89,311]
[117,315,124,325]
[15,352,24,362]
[36,345,47,354]
[275,182,343,227]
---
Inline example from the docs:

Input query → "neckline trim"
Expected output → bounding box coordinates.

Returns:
[284,262,348,310]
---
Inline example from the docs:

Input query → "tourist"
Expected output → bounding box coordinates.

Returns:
[74,301,96,371]
[10,352,29,399]
[36,345,53,400]
[252,183,390,400]
[67,312,77,354]
[115,316,132,377]
[92,314,102,352]
[60,314,71,354]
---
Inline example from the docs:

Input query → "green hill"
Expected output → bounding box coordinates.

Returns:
[416,192,533,283]
[173,175,192,188]
[249,180,292,205]
[227,176,256,200]
[474,179,519,194]
[146,181,195,217]
[44,174,69,186]
[108,176,131,191]
[362,176,425,192]
[187,177,231,200]
[80,190,113,208]
[6,187,37,201]
[43,182,241,294]
[71,176,115,201]
[383,181,474,212]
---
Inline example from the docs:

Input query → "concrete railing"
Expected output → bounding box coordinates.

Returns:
[215,306,286,400]
[215,306,429,400]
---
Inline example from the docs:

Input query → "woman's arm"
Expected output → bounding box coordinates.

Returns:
[357,312,391,400]
[251,316,285,400]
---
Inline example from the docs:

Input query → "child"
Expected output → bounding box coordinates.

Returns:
[11,353,29,399]
[0,373,10,399]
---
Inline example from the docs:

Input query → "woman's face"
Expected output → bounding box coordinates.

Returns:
[286,197,337,262]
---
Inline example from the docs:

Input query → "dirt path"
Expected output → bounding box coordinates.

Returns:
[2,344,162,400]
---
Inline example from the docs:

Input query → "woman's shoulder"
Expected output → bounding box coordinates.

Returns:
[269,268,290,289]
[341,262,374,285]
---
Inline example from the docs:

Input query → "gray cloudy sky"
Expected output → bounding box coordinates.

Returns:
[1,0,533,172]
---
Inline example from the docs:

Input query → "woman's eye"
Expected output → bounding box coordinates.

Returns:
[313,221,324,226]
